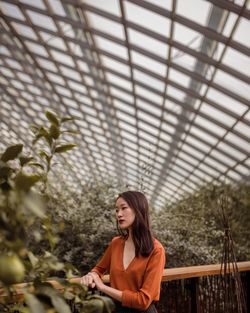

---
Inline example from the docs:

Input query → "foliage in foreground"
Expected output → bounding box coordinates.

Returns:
[0,111,114,313]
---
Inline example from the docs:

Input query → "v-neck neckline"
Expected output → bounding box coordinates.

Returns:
[122,239,136,271]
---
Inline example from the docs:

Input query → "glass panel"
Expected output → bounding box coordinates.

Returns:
[84,0,121,17]
[39,32,67,51]
[137,99,162,116]
[189,125,218,145]
[110,86,134,103]
[138,121,159,137]
[221,12,238,37]
[114,99,135,114]
[169,67,191,89]
[106,72,132,91]
[11,22,37,40]
[177,0,212,26]
[131,50,167,76]
[27,10,57,32]
[206,87,247,116]
[124,1,170,36]
[135,85,162,105]
[94,35,128,60]
[50,50,74,66]
[222,46,250,78]
[133,69,165,92]
[138,110,160,128]
[25,40,49,57]
[194,115,226,137]
[199,102,236,127]
[1,2,25,20]
[117,111,136,126]
[87,12,125,39]
[47,0,66,16]
[233,16,250,46]
[213,69,249,100]
[101,55,131,77]
[128,28,168,59]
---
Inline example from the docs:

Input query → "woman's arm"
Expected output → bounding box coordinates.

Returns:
[80,239,113,288]
[89,273,122,302]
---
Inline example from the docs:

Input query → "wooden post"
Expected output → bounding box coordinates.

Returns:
[246,271,250,313]
[190,277,200,313]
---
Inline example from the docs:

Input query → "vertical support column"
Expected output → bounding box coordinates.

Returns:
[246,271,250,313]
[190,277,200,313]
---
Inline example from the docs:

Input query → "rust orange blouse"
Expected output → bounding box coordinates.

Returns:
[91,236,166,310]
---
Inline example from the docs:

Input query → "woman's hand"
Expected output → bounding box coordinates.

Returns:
[89,272,105,291]
[80,272,96,288]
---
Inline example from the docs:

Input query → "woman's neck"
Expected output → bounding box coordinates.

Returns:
[126,228,133,243]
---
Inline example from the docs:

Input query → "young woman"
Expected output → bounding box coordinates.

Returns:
[80,191,166,313]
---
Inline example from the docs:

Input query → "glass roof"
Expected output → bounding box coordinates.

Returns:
[0,0,249,209]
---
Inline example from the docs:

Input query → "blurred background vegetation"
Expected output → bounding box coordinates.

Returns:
[40,179,250,272]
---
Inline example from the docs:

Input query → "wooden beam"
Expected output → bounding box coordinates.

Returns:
[1,261,250,298]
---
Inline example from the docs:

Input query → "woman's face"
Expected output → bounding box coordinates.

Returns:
[115,197,136,230]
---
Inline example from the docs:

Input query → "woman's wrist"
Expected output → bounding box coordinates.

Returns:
[90,271,99,278]
[100,283,106,292]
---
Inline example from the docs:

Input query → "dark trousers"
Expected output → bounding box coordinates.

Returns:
[114,302,158,313]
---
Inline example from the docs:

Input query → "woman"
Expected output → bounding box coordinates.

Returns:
[80,191,165,312]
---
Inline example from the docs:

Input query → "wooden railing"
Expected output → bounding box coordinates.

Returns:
[1,261,250,313]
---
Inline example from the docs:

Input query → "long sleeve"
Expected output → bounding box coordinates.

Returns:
[91,240,112,278]
[121,245,165,310]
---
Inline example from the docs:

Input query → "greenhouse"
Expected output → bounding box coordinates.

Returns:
[0,0,249,313]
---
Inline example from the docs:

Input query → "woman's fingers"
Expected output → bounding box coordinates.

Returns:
[80,274,96,287]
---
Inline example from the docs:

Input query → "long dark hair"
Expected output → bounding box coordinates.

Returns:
[116,191,154,257]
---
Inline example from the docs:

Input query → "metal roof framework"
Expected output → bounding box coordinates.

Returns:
[0,0,249,209]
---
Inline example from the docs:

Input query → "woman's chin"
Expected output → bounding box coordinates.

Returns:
[119,225,127,230]
[119,223,129,230]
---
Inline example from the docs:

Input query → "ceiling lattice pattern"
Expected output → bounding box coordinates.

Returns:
[0,0,250,209]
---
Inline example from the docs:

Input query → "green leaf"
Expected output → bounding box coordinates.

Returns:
[82,299,104,313]
[9,304,30,313]
[36,284,71,313]
[33,128,52,146]
[32,134,44,145]
[29,162,45,170]
[63,291,75,300]
[27,251,39,268]
[46,111,59,126]
[55,144,76,153]
[51,293,71,313]
[15,173,41,191]
[19,156,34,167]
[24,293,46,313]
[50,124,60,139]
[39,150,51,164]
[30,124,40,134]
[40,127,53,146]
[0,165,12,179]
[61,129,80,135]
[1,144,23,162]
[61,117,76,123]
[101,296,115,313]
